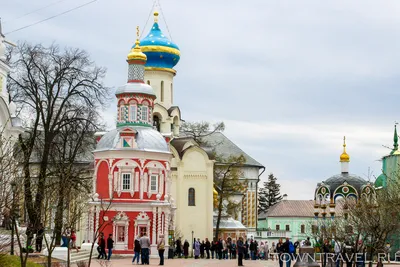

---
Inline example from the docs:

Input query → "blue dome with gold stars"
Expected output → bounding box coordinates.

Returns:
[139,11,180,70]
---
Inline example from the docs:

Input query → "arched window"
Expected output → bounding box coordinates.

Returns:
[129,105,137,122]
[153,115,160,132]
[141,105,148,122]
[188,188,195,206]
[119,106,125,121]
[301,224,305,234]
[147,80,150,85]
[171,83,173,104]
[161,81,164,102]
[285,225,290,231]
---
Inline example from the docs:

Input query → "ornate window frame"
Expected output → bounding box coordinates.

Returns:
[134,212,150,239]
[112,211,129,250]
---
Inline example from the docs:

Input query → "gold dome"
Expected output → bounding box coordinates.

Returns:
[127,40,147,61]
[340,136,350,162]
[127,26,147,62]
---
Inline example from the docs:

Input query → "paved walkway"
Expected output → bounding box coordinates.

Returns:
[89,258,277,267]
[87,258,400,267]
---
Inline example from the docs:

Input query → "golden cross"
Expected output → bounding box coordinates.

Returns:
[136,26,139,39]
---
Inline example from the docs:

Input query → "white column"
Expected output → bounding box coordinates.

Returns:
[157,207,162,240]
[140,172,144,200]
[164,210,170,242]
[108,174,113,198]
[124,220,129,249]
[95,207,99,242]
[152,207,157,245]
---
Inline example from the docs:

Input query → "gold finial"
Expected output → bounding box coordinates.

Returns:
[135,26,140,46]
[340,136,350,162]
[154,11,159,23]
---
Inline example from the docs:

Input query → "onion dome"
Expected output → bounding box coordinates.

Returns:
[340,136,350,162]
[323,173,367,196]
[140,11,180,71]
[127,39,147,62]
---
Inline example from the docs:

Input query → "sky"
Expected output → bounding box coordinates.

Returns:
[2,0,400,200]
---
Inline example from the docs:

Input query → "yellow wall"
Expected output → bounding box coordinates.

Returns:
[171,145,214,241]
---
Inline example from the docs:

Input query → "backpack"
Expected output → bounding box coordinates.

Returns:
[289,242,295,254]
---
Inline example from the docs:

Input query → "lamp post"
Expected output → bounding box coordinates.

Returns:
[10,181,16,255]
[191,231,194,258]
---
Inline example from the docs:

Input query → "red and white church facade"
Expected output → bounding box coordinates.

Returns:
[87,35,174,255]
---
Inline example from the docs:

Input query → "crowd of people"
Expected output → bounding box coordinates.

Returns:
[96,233,376,267]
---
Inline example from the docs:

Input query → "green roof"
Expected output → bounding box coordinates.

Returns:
[375,173,386,188]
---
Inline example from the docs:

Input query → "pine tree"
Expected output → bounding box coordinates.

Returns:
[258,182,268,215]
[258,173,282,215]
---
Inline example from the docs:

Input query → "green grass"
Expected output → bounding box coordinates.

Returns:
[0,254,43,267]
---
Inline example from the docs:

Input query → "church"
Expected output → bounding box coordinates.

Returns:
[87,11,265,254]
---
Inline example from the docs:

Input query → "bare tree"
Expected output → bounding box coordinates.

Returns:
[180,121,225,146]
[6,42,109,266]
[87,197,114,267]
[347,180,400,266]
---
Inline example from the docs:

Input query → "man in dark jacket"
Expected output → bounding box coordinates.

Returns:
[322,239,331,267]
[282,238,292,267]
[107,234,114,261]
[176,238,182,258]
[237,237,245,266]
[205,238,211,259]
[97,232,107,259]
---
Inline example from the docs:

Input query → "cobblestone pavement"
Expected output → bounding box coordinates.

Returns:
[88,258,278,267]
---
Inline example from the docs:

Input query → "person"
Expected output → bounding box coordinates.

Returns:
[254,240,259,260]
[200,240,205,258]
[244,240,249,260]
[260,242,265,259]
[97,232,107,259]
[36,223,44,253]
[222,239,228,259]
[304,237,311,246]
[264,241,269,260]
[26,223,34,252]
[176,238,182,258]
[211,238,217,259]
[132,236,141,264]
[237,237,244,266]
[356,240,366,267]
[217,238,223,260]
[107,234,114,261]
[322,239,331,267]
[183,239,190,258]
[205,238,211,259]
[277,238,284,267]
[194,238,201,259]
[231,240,237,259]
[270,242,276,260]
[294,240,300,258]
[157,234,165,265]
[334,239,341,267]
[140,233,151,265]
[249,240,255,260]
[71,230,79,253]
[282,238,293,267]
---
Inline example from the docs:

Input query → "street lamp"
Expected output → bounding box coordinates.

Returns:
[10,181,16,256]
[191,231,194,258]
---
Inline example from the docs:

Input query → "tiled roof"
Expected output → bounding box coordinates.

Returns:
[266,200,315,218]
[262,199,346,218]
[201,132,264,168]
